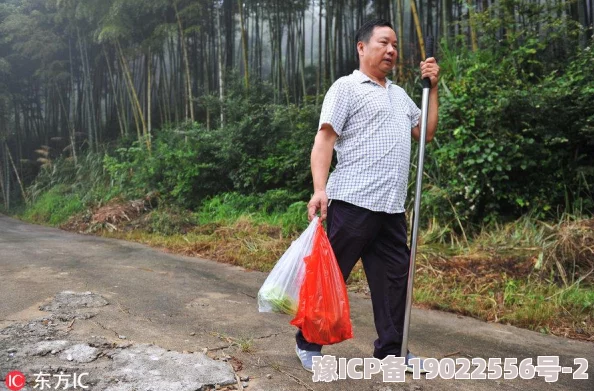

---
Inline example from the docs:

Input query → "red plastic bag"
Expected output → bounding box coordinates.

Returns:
[290,221,353,345]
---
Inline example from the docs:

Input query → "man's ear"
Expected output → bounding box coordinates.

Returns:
[357,41,365,57]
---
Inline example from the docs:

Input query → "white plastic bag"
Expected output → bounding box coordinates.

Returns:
[258,217,318,314]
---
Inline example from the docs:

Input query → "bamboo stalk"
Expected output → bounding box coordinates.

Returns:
[83,38,99,147]
[0,157,6,210]
[55,84,78,166]
[118,45,141,143]
[316,0,323,104]
[3,150,8,209]
[238,0,249,90]
[66,39,79,166]
[397,0,404,80]
[217,4,225,127]
[103,46,126,138]
[147,48,152,140]
[77,29,94,151]
[5,144,28,204]
[467,0,479,52]
[174,3,195,122]
[117,41,150,151]
[327,0,335,82]
[299,13,307,99]
[411,0,426,59]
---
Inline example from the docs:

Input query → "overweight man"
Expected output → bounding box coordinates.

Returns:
[295,18,440,373]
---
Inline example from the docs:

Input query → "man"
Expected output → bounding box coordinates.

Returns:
[295,19,440,372]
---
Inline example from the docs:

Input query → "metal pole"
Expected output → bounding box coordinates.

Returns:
[401,35,434,358]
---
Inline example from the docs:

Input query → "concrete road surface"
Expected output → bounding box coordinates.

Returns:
[0,214,592,390]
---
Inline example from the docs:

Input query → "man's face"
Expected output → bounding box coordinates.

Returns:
[358,26,398,75]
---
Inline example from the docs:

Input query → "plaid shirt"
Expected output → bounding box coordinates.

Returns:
[319,69,421,213]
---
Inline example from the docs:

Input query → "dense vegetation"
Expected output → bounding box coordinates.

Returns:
[1,0,592,221]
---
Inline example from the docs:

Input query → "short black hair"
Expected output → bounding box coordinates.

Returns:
[355,18,393,45]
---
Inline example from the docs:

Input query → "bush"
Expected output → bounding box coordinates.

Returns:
[427,42,594,226]
[104,124,233,208]
[104,82,318,209]
[220,78,318,194]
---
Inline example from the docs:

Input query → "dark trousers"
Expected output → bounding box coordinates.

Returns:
[296,200,411,359]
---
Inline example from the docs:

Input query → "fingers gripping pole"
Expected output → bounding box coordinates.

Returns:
[400,35,434,358]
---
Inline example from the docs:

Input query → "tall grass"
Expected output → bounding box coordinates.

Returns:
[22,185,84,226]
[30,153,112,202]
[198,191,309,236]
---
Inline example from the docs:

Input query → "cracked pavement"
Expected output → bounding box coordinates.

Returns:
[0,214,592,390]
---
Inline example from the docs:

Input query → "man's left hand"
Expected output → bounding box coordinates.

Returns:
[420,57,440,89]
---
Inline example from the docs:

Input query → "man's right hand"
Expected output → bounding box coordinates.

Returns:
[307,190,329,221]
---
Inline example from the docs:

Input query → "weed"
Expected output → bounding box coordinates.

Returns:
[148,206,198,235]
[210,332,255,353]
[236,337,254,353]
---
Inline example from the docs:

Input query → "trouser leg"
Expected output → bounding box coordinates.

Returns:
[360,212,410,359]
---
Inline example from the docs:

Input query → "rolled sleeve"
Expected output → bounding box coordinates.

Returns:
[318,78,351,136]
[407,96,421,128]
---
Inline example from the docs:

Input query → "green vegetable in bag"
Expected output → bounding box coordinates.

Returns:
[259,287,298,315]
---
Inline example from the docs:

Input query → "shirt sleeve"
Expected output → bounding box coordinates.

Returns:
[318,78,351,136]
[407,95,421,128]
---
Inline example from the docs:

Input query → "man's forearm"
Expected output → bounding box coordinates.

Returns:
[426,87,439,139]
[311,134,335,192]
[311,146,332,193]
[412,87,439,142]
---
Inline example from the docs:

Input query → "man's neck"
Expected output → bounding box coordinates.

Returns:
[358,68,388,87]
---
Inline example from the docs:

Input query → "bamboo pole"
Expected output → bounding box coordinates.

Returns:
[2,149,8,209]
[117,41,150,151]
[103,46,126,138]
[147,48,152,140]
[238,0,249,90]
[467,0,479,52]
[55,84,78,166]
[411,0,426,59]
[5,144,28,204]
[0,157,6,210]
[397,0,404,80]
[217,4,225,127]
[174,3,195,122]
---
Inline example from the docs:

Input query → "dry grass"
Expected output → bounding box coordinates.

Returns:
[60,196,152,233]
[412,250,593,342]
[539,217,594,285]
[103,217,291,272]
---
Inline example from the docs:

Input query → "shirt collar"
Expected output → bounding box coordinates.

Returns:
[353,69,392,87]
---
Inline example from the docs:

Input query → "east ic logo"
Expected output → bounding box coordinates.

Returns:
[5,371,26,391]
